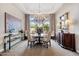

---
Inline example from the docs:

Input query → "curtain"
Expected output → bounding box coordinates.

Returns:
[50,14,56,35]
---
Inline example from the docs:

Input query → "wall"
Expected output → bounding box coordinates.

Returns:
[56,3,79,53]
[0,3,25,52]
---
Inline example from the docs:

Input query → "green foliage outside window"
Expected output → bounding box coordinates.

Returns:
[30,24,49,32]
[43,24,49,32]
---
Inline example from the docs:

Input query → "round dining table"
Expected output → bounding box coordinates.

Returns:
[31,33,45,44]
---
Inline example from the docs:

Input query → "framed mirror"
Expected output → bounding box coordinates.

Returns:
[59,12,69,32]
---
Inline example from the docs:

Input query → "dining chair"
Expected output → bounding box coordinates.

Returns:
[27,33,35,48]
[42,31,51,48]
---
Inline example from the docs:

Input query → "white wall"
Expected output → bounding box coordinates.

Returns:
[56,3,79,53]
[0,3,25,51]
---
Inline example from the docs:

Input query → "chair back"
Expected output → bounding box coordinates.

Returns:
[27,32,32,41]
[47,31,51,41]
[43,31,51,42]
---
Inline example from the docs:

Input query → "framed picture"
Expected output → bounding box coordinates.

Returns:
[5,13,22,33]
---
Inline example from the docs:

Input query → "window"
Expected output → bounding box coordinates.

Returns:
[29,14,50,34]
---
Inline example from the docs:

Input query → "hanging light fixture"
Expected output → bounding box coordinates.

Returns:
[33,3,49,27]
[38,3,40,14]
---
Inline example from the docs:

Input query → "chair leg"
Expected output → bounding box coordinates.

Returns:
[27,41,32,48]
[28,41,29,46]
[48,40,51,47]
[30,43,32,48]
[31,42,33,48]
[46,43,48,48]
[43,42,48,48]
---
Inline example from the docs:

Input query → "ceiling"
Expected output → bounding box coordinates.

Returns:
[14,3,63,14]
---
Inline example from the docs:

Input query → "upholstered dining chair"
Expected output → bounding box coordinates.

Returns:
[42,31,51,48]
[27,32,35,48]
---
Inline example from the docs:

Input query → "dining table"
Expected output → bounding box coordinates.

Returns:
[31,33,45,44]
[30,33,55,46]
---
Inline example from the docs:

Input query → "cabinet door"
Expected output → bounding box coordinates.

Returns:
[72,34,75,51]
[63,34,72,48]
[63,33,75,51]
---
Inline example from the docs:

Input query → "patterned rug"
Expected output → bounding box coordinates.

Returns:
[32,43,48,48]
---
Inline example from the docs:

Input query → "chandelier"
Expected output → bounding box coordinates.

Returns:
[33,3,47,21]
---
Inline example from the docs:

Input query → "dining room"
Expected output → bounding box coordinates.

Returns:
[0,3,79,56]
[24,13,55,48]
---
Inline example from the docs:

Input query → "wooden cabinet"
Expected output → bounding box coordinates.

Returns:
[58,32,75,51]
